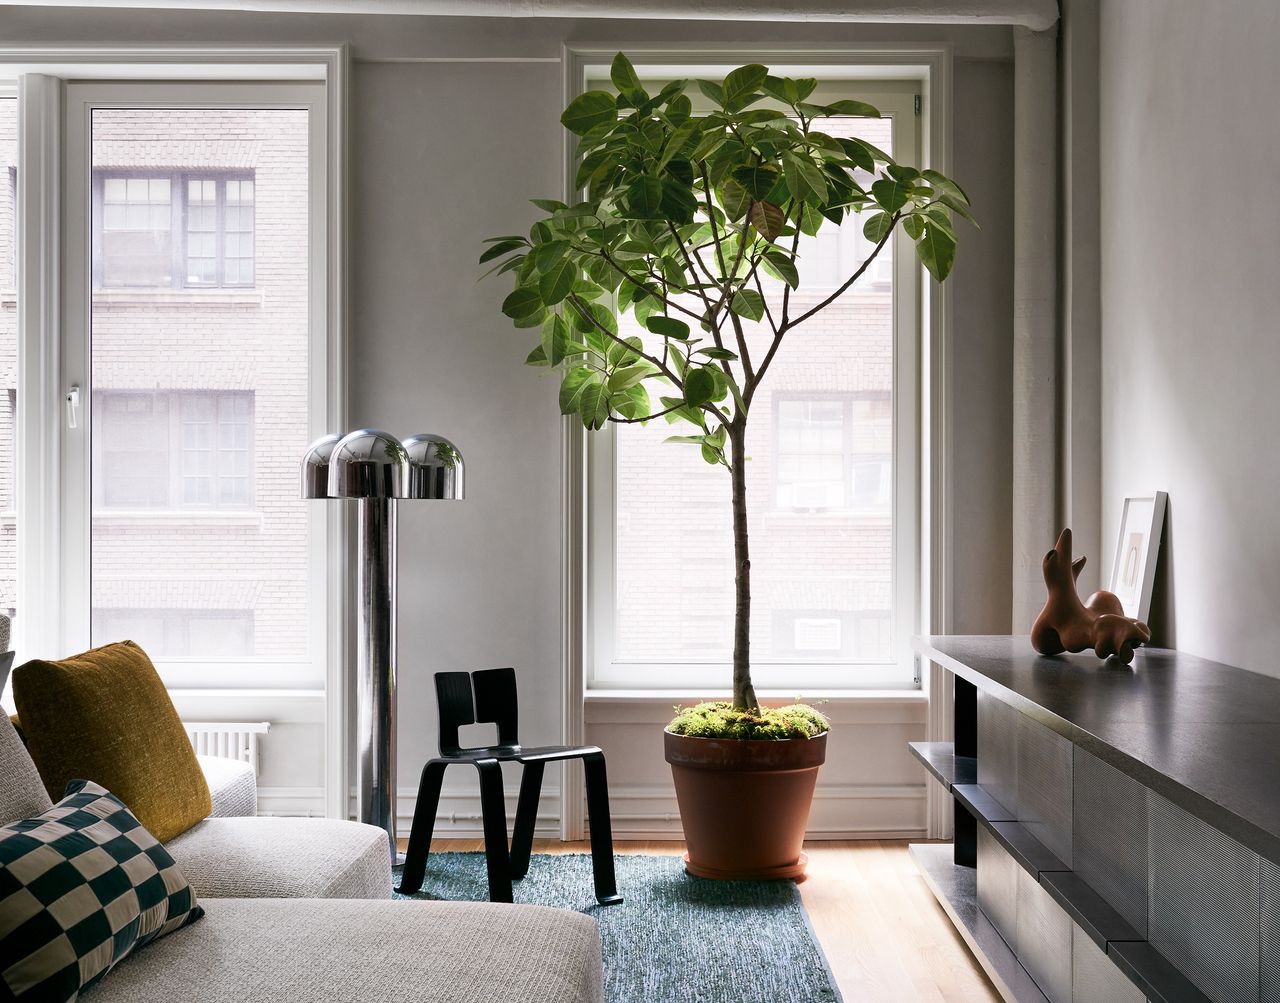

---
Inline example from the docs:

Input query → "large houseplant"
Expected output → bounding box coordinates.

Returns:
[485,54,971,878]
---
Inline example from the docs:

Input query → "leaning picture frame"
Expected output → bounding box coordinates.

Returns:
[1108,491,1168,623]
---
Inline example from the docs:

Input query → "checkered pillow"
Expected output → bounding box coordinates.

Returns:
[0,779,203,1001]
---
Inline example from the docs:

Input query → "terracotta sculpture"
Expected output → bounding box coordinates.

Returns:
[1031,528,1152,664]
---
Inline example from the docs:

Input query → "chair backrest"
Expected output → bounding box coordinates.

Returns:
[434,667,519,756]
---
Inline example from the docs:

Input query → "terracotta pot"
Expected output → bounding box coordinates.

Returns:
[664,729,827,880]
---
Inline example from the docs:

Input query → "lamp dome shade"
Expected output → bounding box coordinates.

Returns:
[326,429,408,499]
[300,433,343,499]
[401,434,465,500]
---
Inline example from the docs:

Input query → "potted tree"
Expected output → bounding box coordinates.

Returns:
[484,54,972,879]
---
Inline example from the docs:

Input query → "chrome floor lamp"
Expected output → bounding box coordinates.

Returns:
[302,429,464,861]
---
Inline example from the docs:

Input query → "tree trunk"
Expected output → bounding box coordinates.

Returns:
[729,422,758,712]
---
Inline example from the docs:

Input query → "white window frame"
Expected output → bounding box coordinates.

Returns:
[3,47,350,820]
[583,74,923,692]
[61,79,327,690]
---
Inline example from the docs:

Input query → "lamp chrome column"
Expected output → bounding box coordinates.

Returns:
[302,429,463,864]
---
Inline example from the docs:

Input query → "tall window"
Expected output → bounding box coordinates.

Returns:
[96,171,255,289]
[93,391,253,510]
[588,77,920,690]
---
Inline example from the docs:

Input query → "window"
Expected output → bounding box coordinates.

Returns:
[96,171,255,289]
[92,608,254,658]
[588,76,920,691]
[94,391,254,510]
[775,395,892,512]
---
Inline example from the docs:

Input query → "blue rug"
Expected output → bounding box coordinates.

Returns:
[393,853,842,1003]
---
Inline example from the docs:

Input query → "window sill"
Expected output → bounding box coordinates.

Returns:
[92,509,264,529]
[91,288,265,307]
[585,688,924,702]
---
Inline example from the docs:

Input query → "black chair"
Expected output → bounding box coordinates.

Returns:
[397,667,623,906]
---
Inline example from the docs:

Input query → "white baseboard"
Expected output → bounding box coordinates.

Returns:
[257,780,926,841]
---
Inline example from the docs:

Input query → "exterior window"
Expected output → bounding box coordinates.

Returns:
[96,171,255,289]
[588,78,920,690]
[95,391,253,510]
[92,608,254,658]
[775,395,892,512]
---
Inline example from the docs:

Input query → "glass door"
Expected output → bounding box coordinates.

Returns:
[62,82,329,687]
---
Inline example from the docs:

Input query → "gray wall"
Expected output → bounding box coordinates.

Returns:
[1099,0,1280,675]
[0,5,1014,830]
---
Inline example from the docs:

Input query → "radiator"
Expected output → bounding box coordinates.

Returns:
[183,722,270,775]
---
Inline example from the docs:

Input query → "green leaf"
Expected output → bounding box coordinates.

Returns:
[782,152,828,204]
[558,368,595,414]
[863,211,895,243]
[530,239,569,273]
[871,177,912,213]
[922,169,971,205]
[701,442,725,465]
[540,314,572,365]
[916,222,957,282]
[722,64,768,112]
[530,198,568,212]
[607,363,653,392]
[762,249,799,288]
[614,383,650,420]
[902,215,924,241]
[606,334,643,367]
[658,119,701,170]
[837,138,875,173]
[579,379,610,430]
[610,52,643,95]
[666,94,693,125]
[561,91,617,136]
[824,98,882,118]
[525,343,550,366]
[567,297,618,339]
[659,179,698,224]
[749,201,786,242]
[939,192,980,228]
[501,286,544,321]
[684,367,716,407]
[539,258,577,305]
[625,175,664,219]
[697,347,739,361]
[718,178,752,222]
[696,79,725,106]
[479,238,525,264]
[729,288,765,322]
[646,315,691,340]
[886,164,921,183]
[731,165,780,200]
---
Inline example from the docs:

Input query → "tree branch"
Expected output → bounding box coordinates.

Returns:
[786,211,899,330]
[599,251,705,323]
[606,401,688,425]
[567,293,684,388]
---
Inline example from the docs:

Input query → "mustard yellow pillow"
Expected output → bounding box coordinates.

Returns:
[12,640,211,842]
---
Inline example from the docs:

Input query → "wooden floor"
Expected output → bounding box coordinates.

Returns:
[419,838,1000,1003]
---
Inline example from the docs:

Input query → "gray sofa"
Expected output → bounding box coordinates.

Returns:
[0,713,604,1003]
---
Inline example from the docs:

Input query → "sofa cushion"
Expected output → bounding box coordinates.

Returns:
[0,712,51,826]
[0,780,204,1003]
[89,897,603,1003]
[196,756,257,818]
[164,817,392,899]
[12,641,212,842]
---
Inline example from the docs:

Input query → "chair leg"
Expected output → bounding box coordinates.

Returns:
[475,760,514,904]
[510,761,545,880]
[583,752,623,906]
[397,760,447,894]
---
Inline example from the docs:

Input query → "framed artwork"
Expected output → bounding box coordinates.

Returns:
[1108,491,1168,623]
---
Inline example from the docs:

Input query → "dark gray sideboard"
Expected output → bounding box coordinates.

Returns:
[911,635,1280,1003]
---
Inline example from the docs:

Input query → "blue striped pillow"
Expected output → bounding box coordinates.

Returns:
[0,780,203,1001]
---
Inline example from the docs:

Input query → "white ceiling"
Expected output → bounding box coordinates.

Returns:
[0,0,1059,31]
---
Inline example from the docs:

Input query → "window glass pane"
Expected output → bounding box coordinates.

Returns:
[0,99,16,632]
[90,108,307,664]
[100,173,172,287]
[611,114,895,667]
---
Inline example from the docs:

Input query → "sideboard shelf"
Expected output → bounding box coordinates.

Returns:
[908,635,1274,1003]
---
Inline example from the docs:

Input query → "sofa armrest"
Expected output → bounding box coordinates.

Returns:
[197,755,257,818]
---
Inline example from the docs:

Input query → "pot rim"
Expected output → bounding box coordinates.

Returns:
[662,727,830,742]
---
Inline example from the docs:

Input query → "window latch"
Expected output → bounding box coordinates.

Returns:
[66,384,81,430]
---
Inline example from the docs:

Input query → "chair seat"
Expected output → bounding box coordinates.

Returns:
[435,744,602,764]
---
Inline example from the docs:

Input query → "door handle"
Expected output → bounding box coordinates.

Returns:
[66,384,80,429]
